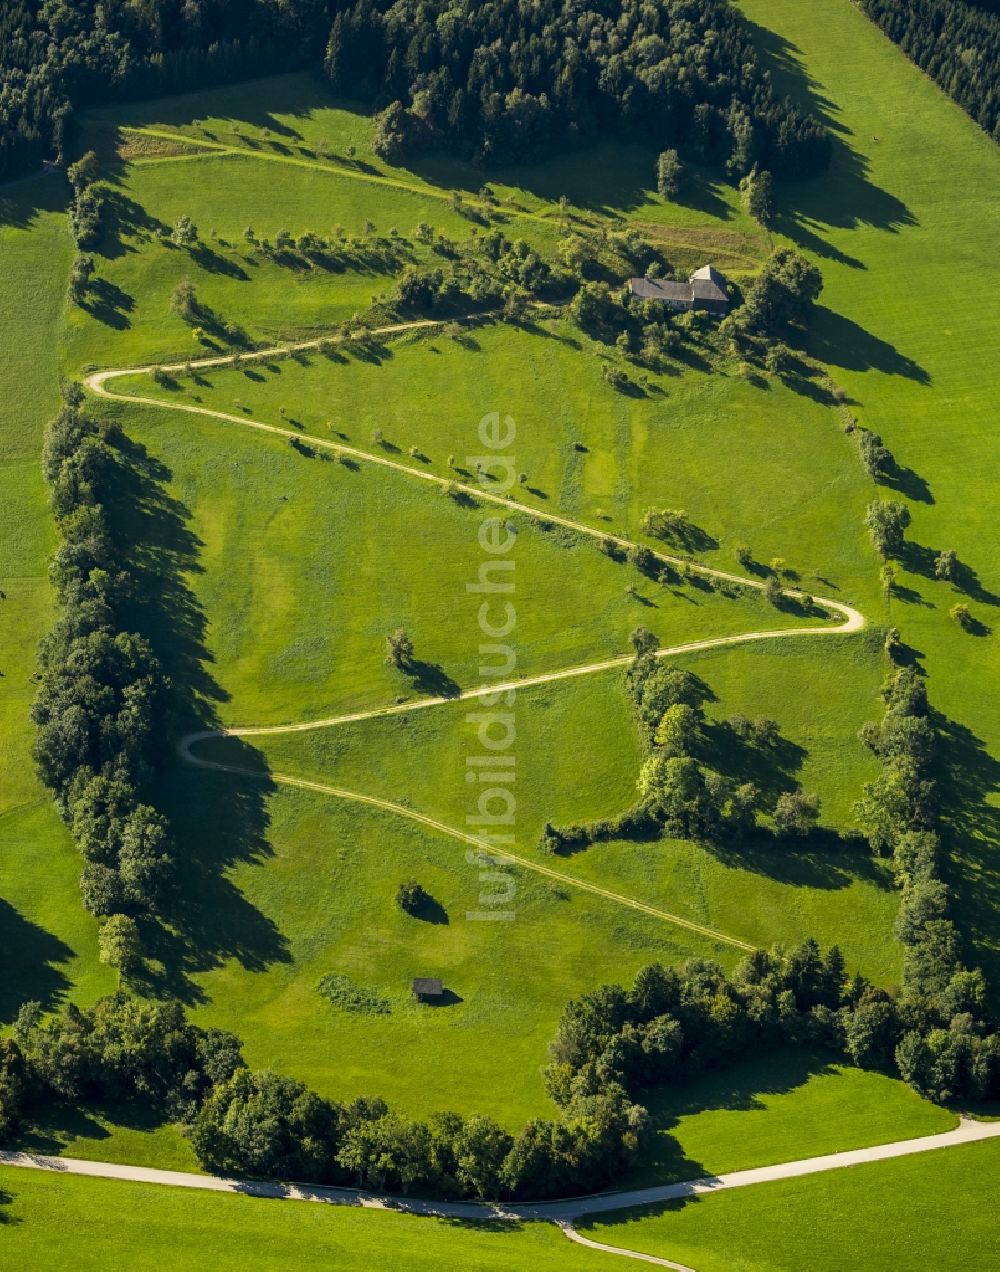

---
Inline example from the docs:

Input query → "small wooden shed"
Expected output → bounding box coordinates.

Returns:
[412,977,444,1002]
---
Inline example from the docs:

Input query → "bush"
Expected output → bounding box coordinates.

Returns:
[773,790,820,837]
[396,879,430,914]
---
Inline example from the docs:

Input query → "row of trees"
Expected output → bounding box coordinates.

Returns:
[852,653,1000,1100]
[390,229,557,316]
[31,392,172,959]
[546,942,858,1106]
[859,0,1000,143]
[545,935,1000,1110]
[0,2,334,182]
[541,637,820,853]
[326,0,831,174]
[0,990,644,1201]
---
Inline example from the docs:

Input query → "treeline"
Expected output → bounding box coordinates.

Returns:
[859,0,1000,143]
[0,992,644,1201]
[547,930,1000,1111]
[541,633,820,854]
[547,943,854,1106]
[325,0,831,175]
[0,1,335,182]
[853,656,999,1100]
[31,392,172,962]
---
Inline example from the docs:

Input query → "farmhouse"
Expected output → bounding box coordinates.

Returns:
[628,264,730,316]
[412,977,444,1002]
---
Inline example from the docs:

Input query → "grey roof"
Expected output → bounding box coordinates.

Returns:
[689,264,728,304]
[412,977,444,995]
[628,277,693,303]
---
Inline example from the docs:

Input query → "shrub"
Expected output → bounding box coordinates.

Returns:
[396,879,430,915]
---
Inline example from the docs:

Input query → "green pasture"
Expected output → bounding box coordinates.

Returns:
[583,1138,1000,1271]
[112,314,880,618]
[104,398,817,733]
[0,1166,617,1272]
[739,0,1000,984]
[249,635,897,981]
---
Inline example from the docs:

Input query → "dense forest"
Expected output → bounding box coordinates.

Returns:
[326,0,831,173]
[860,0,1000,142]
[0,0,831,185]
[0,0,334,181]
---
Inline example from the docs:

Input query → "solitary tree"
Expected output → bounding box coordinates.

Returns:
[170,279,199,320]
[172,214,198,247]
[934,549,957,582]
[386,628,414,669]
[773,790,821,837]
[864,500,911,557]
[950,602,974,631]
[396,879,429,914]
[656,149,684,199]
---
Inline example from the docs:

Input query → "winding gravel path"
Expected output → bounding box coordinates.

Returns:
[2,1117,997,1266]
[86,318,865,952]
[73,319,1000,1268]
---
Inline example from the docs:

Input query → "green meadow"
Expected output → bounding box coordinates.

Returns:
[1,0,998,1250]
[738,0,1000,986]
[0,1166,620,1272]
[583,1138,1000,1271]
[112,314,878,608]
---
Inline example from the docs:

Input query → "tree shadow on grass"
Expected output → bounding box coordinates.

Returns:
[706,828,888,892]
[10,1101,109,1157]
[635,1047,840,1182]
[101,429,287,1002]
[804,306,930,384]
[699,720,806,807]
[0,166,69,230]
[742,18,918,244]
[405,659,462,699]
[0,899,73,1023]
[934,709,1000,998]
[81,277,135,329]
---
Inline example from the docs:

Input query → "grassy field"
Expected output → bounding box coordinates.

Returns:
[1,0,997,1232]
[583,1139,1000,1270]
[111,314,879,610]
[67,72,766,375]
[0,1167,618,1272]
[101,394,815,735]
[738,0,1000,987]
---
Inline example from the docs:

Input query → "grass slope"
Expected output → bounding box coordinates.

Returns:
[738,0,1000,984]
[583,1138,1000,1271]
[104,396,804,733]
[116,315,878,609]
[253,637,898,982]
[0,1166,617,1272]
